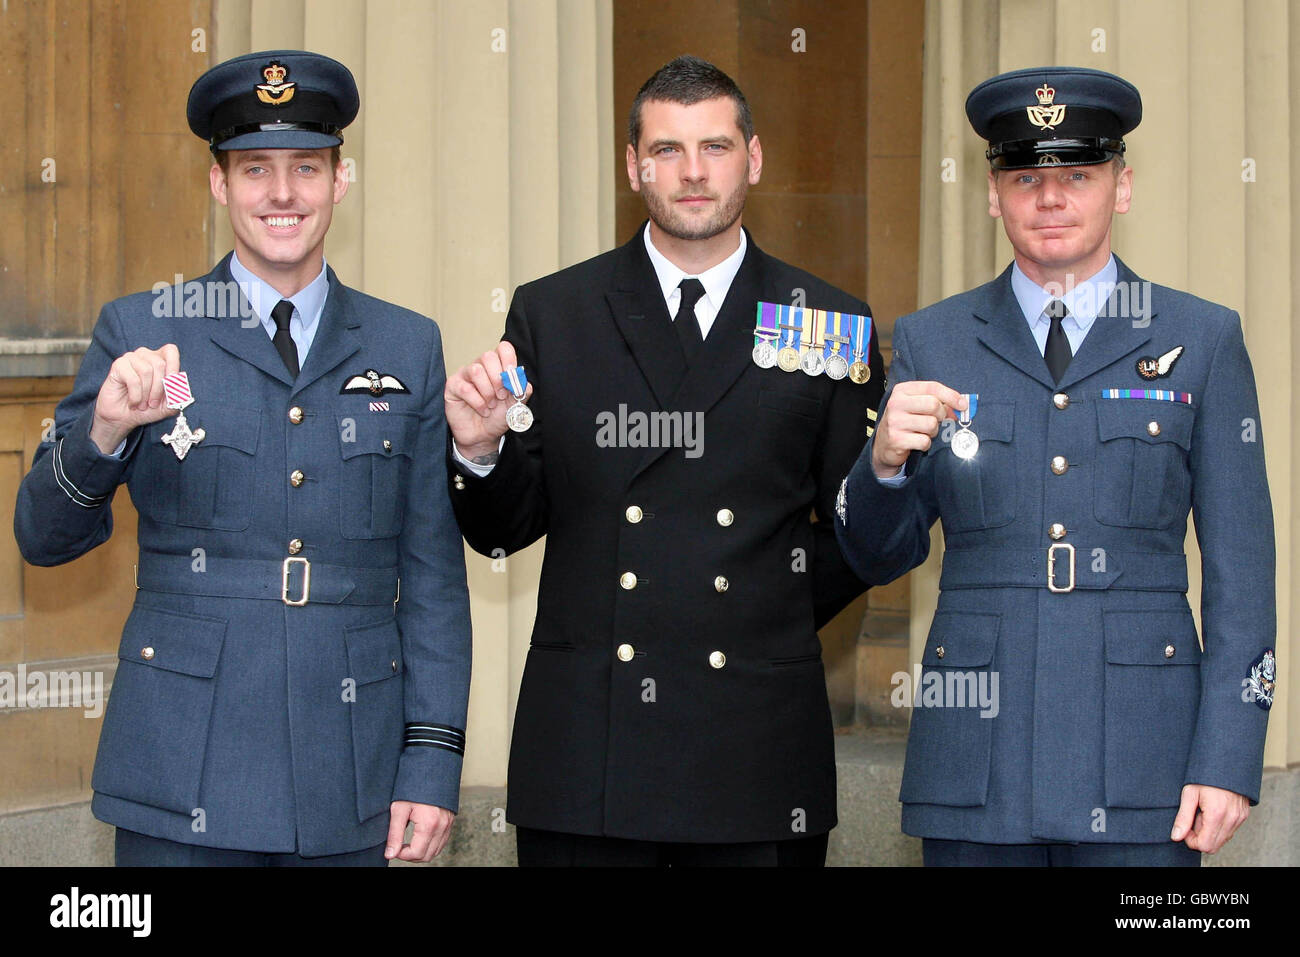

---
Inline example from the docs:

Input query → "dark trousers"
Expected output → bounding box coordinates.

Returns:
[114,828,388,867]
[516,826,829,867]
[922,837,1201,867]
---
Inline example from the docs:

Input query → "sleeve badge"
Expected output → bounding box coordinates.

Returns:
[836,477,848,526]
[1246,648,1276,710]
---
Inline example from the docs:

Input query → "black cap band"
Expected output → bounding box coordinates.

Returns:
[208,88,346,147]
[988,136,1125,169]
[210,120,344,150]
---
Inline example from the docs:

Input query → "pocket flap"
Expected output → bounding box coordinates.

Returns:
[758,388,823,420]
[922,611,1000,667]
[345,617,403,685]
[192,405,260,453]
[1096,400,1193,449]
[118,605,227,677]
[969,401,1014,443]
[337,412,418,461]
[1104,610,1201,664]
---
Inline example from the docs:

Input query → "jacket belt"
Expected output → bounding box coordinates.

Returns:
[939,547,1188,592]
[135,552,399,605]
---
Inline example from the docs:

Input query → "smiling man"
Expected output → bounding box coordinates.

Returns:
[14,51,472,866]
[835,67,1276,865]
[444,55,885,866]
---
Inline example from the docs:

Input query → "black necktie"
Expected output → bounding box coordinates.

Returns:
[674,278,707,362]
[271,299,300,378]
[1044,299,1072,384]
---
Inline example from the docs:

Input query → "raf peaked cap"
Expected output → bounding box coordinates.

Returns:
[187,50,359,151]
[966,66,1142,169]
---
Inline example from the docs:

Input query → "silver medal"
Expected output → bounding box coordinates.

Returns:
[824,354,849,380]
[752,339,777,369]
[800,348,825,377]
[506,401,533,433]
[951,427,979,460]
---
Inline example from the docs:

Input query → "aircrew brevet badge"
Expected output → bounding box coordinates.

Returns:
[160,372,206,461]
[255,60,296,106]
[1026,83,1066,131]
[341,369,410,397]
[1136,345,1184,381]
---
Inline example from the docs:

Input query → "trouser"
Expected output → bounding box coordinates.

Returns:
[114,828,388,867]
[922,837,1201,866]
[515,826,829,867]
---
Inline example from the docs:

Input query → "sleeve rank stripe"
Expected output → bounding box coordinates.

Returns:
[403,739,465,756]
[52,438,109,508]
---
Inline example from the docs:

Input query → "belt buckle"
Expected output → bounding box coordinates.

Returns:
[282,556,311,606]
[1046,543,1075,594]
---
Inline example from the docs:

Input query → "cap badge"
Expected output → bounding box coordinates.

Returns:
[1026,83,1066,131]
[255,60,296,106]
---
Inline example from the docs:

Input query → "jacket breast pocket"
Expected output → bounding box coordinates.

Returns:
[134,407,260,529]
[1102,610,1201,809]
[933,401,1016,533]
[898,611,1000,807]
[91,605,227,814]
[1094,401,1194,529]
[345,617,404,822]
[338,412,418,540]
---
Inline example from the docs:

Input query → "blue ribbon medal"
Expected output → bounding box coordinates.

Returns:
[501,366,533,432]
[951,393,978,459]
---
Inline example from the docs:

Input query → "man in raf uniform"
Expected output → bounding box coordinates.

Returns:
[444,56,884,866]
[836,67,1275,865]
[14,51,472,865]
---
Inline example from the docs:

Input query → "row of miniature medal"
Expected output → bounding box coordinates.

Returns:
[752,303,872,383]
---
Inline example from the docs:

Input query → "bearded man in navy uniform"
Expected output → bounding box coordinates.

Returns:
[14,51,472,866]
[836,67,1275,866]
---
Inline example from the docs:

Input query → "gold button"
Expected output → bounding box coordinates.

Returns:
[716,508,734,527]
[617,643,635,662]
[290,469,305,487]
[625,505,643,524]
[453,474,466,490]
[288,538,303,555]
[1048,523,1066,541]
[383,439,393,452]
[935,646,945,660]
[620,572,637,590]
[1147,421,1160,437]
[1050,455,1068,475]
[1164,644,1175,658]
[714,576,729,593]
[1053,393,1070,410]
[288,406,304,424]
[140,646,155,660]
[709,651,726,669]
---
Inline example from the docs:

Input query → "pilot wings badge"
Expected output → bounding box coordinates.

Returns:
[340,369,410,397]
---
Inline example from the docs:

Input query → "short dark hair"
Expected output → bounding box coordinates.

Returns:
[212,145,342,172]
[628,55,754,149]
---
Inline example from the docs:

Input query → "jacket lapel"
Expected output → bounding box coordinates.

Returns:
[605,228,688,409]
[1054,256,1155,389]
[973,264,1058,391]
[290,267,362,397]
[205,253,296,386]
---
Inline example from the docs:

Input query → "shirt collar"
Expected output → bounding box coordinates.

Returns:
[229,252,330,327]
[642,222,747,311]
[1011,255,1118,331]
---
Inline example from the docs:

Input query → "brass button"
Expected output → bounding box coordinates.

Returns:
[709,650,726,669]
[1147,420,1161,437]
[1164,644,1175,659]
[714,576,729,593]
[625,505,643,524]
[288,538,303,555]
[383,439,393,452]
[1050,455,1068,475]
[453,474,466,490]
[1048,523,1066,541]
[716,508,734,527]
[288,406,304,424]
[140,646,155,661]
[1052,393,1070,410]
[935,646,945,660]
[617,643,635,662]
[620,572,637,590]
[290,469,305,487]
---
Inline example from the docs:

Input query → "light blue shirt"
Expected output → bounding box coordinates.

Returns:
[229,251,330,363]
[875,255,1118,486]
